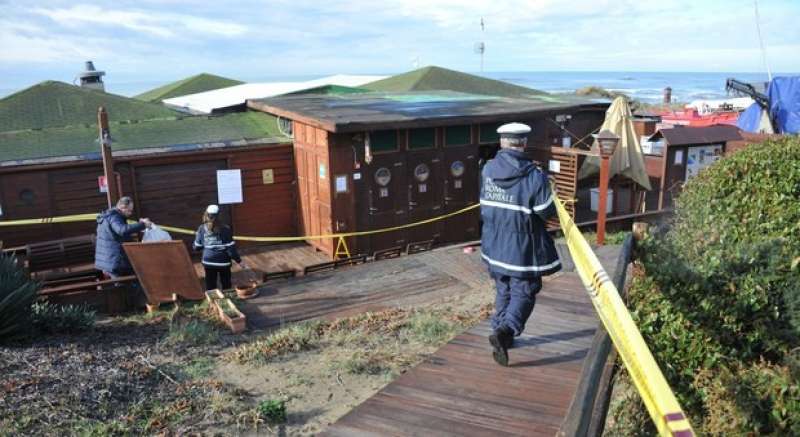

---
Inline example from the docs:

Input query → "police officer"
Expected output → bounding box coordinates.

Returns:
[480,122,560,366]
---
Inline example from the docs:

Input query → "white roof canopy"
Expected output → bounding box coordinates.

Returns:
[162,74,386,114]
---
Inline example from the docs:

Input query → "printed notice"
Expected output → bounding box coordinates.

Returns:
[549,160,561,173]
[335,175,348,193]
[217,169,243,204]
[674,150,684,165]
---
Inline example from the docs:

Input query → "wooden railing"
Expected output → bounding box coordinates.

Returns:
[558,232,637,436]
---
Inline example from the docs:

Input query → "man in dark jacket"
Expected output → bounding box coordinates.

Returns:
[95,196,152,278]
[480,122,560,366]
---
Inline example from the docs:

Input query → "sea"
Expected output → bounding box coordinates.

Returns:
[480,71,778,104]
[3,71,786,104]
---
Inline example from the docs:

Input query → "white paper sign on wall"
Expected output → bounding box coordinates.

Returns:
[217,169,243,204]
[549,160,561,173]
[335,175,348,193]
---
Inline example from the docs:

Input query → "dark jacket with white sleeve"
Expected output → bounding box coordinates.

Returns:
[479,148,560,278]
[193,224,241,268]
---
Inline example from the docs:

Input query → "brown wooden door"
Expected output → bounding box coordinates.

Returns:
[661,147,687,209]
[135,160,230,245]
[406,148,443,245]
[365,153,407,254]
[442,145,480,243]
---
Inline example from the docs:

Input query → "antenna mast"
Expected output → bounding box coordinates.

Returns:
[474,17,486,73]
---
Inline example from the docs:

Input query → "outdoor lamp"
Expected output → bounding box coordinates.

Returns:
[592,130,619,157]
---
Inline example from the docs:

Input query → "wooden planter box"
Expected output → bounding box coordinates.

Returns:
[205,289,246,333]
[218,298,246,334]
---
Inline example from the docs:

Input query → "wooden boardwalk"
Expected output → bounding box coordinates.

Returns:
[324,245,621,437]
[240,243,493,330]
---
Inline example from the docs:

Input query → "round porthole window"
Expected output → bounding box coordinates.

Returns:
[374,167,392,186]
[19,189,36,205]
[450,160,465,177]
[414,163,430,182]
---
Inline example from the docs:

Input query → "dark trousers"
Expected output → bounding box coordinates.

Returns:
[491,274,543,336]
[204,266,232,291]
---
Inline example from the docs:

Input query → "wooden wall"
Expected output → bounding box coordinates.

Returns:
[230,146,297,238]
[293,122,335,254]
[0,143,296,248]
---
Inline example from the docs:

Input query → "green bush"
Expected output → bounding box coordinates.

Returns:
[257,399,287,424]
[30,302,96,334]
[0,253,38,340]
[609,138,800,435]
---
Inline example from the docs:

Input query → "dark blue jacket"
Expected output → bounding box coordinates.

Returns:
[194,224,241,268]
[95,208,145,274]
[480,149,560,278]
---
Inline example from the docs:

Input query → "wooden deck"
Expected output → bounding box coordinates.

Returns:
[323,244,621,437]
[192,242,330,286]
[239,243,492,330]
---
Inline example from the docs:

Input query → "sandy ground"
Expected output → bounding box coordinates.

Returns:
[214,284,496,436]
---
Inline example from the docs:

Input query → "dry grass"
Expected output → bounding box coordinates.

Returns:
[230,305,492,371]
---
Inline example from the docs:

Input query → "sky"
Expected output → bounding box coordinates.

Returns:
[1,0,798,96]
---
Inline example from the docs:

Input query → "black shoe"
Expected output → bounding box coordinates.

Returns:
[489,327,513,366]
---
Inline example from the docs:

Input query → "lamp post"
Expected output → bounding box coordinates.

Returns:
[592,129,619,246]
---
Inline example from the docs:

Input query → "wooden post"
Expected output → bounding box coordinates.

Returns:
[597,155,610,245]
[98,107,119,208]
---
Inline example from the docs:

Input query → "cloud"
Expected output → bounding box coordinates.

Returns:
[32,4,248,38]
[0,0,798,94]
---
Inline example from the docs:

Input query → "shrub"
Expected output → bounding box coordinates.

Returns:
[609,137,800,434]
[30,302,96,334]
[257,399,286,424]
[0,253,38,340]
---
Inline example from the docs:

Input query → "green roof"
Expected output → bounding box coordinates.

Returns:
[134,73,243,102]
[287,84,368,96]
[0,112,289,163]
[363,66,548,98]
[0,81,178,132]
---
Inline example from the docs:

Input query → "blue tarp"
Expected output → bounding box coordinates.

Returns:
[737,102,763,132]
[768,76,800,134]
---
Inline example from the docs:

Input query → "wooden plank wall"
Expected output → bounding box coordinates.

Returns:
[0,144,296,248]
[229,146,297,238]
[294,121,335,255]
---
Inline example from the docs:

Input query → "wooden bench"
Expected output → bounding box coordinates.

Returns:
[39,275,143,314]
[25,235,101,284]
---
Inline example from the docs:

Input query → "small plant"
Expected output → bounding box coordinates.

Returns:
[222,299,241,318]
[0,253,38,340]
[231,322,322,365]
[257,399,287,424]
[164,319,219,346]
[337,351,391,375]
[30,302,95,334]
[181,357,216,380]
[407,312,458,345]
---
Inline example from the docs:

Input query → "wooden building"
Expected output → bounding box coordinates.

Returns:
[248,90,607,257]
[642,124,742,209]
[0,81,295,247]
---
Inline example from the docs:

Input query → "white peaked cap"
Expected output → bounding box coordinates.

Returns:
[497,122,532,136]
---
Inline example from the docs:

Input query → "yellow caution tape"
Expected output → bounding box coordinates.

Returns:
[552,186,694,437]
[0,213,98,226]
[0,204,479,242]
[158,203,479,241]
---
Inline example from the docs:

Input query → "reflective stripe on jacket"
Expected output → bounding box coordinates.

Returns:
[480,149,560,278]
[194,224,241,267]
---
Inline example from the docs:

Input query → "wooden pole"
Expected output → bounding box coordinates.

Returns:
[98,107,119,208]
[597,155,610,245]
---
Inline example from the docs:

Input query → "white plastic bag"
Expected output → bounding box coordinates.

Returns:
[142,224,172,242]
